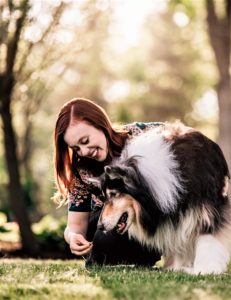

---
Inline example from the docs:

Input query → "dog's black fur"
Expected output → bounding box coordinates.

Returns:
[100,130,230,236]
[86,207,160,266]
[97,124,231,274]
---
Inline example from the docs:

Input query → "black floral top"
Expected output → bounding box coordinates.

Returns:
[68,122,164,212]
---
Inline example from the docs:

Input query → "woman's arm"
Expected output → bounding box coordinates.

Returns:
[64,211,93,256]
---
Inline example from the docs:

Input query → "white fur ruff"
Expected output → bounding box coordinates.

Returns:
[128,207,231,274]
[120,128,184,213]
[100,125,231,274]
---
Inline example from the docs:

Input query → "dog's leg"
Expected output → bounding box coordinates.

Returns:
[164,255,193,272]
[192,234,230,275]
[163,255,173,268]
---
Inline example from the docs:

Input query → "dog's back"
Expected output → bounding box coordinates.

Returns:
[99,122,231,274]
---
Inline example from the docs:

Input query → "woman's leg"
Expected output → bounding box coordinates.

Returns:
[86,208,161,266]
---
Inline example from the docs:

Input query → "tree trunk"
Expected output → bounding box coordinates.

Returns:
[0,0,39,254]
[0,98,39,255]
[206,0,231,181]
[217,76,231,175]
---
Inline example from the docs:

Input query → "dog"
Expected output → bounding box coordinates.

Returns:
[97,122,231,274]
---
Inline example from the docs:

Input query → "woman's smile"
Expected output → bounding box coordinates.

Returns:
[91,148,98,159]
[64,121,108,161]
[87,147,98,159]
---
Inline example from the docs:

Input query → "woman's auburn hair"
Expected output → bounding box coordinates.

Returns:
[54,98,128,195]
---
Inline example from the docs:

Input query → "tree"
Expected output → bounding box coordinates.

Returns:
[0,0,38,254]
[169,0,231,188]
[0,0,67,253]
[110,9,212,125]
[0,0,115,251]
[206,0,231,175]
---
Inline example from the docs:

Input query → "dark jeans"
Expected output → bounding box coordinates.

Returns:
[86,208,161,266]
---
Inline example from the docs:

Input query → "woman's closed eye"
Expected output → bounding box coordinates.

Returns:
[80,137,89,145]
[70,137,89,153]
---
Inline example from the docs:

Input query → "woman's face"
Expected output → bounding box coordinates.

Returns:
[64,121,108,162]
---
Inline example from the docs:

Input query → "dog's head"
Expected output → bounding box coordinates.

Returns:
[97,161,141,235]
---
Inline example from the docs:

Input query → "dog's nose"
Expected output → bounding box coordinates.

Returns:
[97,223,105,231]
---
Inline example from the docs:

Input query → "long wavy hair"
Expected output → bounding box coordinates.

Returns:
[54,98,128,196]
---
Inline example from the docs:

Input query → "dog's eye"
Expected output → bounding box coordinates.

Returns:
[106,190,120,198]
[111,192,120,198]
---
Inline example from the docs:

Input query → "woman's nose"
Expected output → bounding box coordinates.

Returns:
[78,146,88,157]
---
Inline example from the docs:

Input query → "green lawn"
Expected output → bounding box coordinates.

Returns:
[0,259,231,300]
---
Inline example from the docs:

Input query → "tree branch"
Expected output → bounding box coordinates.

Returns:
[16,2,66,78]
[6,0,29,76]
[7,0,14,12]
[0,4,10,46]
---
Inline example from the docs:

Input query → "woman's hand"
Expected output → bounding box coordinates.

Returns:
[64,211,92,256]
[68,232,93,256]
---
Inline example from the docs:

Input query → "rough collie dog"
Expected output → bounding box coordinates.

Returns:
[97,122,231,274]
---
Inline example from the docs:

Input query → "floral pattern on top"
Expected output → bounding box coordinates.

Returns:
[68,176,92,211]
[68,121,164,212]
[124,122,164,137]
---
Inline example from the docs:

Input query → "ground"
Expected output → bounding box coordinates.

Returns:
[0,259,231,300]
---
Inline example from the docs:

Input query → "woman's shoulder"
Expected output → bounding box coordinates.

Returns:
[123,121,164,137]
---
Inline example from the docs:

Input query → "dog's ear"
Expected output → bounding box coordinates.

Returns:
[104,165,129,182]
[87,176,106,198]
[104,166,113,175]
[104,165,120,180]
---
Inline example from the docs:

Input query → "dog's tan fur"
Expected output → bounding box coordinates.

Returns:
[100,192,231,274]
[98,122,231,274]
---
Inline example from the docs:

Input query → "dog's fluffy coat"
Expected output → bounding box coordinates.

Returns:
[98,122,231,274]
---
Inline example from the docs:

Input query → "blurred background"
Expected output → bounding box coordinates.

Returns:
[0,0,230,256]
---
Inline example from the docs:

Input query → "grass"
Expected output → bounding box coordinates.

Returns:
[0,259,231,300]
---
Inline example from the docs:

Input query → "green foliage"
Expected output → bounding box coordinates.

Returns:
[169,0,197,19]
[0,0,221,228]
[0,212,9,233]
[110,7,215,127]
[115,103,133,124]
[0,226,10,233]
[32,215,68,251]
[0,217,20,242]
[0,213,68,249]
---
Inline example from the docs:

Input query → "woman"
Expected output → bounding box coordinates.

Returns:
[53,98,162,265]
